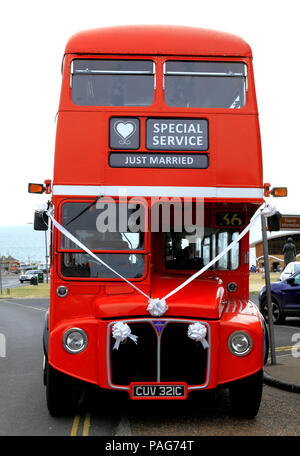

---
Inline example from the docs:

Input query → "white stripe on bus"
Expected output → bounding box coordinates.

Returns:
[52,185,264,198]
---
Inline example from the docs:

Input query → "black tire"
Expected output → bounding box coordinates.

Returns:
[20,280,23,283]
[229,369,263,418]
[261,298,285,324]
[45,360,74,417]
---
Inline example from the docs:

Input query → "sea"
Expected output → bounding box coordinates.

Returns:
[0,225,49,264]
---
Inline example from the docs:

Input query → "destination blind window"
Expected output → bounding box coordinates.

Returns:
[71,59,155,106]
[146,118,208,151]
[164,61,247,109]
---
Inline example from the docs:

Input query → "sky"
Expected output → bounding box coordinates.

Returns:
[0,0,299,235]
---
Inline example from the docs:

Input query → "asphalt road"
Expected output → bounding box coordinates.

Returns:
[0,275,28,290]
[251,294,300,354]
[0,297,299,436]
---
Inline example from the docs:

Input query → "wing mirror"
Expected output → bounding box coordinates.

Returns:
[286,277,295,285]
[34,209,48,231]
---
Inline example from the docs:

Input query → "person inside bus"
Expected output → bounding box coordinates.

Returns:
[85,231,143,278]
[87,231,129,250]
[175,245,204,270]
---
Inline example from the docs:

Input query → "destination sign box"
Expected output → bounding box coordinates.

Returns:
[215,212,246,227]
[146,119,208,151]
[109,153,209,169]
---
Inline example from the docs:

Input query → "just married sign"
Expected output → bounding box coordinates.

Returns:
[109,152,209,169]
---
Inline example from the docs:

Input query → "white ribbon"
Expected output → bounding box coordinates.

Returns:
[44,203,275,315]
[112,322,138,350]
[187,323,209,349]
[161,204,276,301]
[46,208,151,300]
[147,298,168,317]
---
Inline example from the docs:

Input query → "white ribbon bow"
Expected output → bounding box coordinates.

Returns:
[187,323,209,349]
[147,298,168,317]
[112,322,138,350]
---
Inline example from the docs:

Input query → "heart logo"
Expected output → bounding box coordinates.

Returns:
[114,121,136,144]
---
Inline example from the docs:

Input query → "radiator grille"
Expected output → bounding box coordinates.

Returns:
[109,319,209,388]
[110,322,157,385]
[160,322,208,385]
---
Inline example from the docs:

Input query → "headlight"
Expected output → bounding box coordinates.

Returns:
[259,286,266,296]
[63,328,88,354]
[228,331,253,357]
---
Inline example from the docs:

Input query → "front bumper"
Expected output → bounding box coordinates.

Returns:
[49,311,264,397]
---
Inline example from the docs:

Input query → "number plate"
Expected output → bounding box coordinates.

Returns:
[130,383,187,400]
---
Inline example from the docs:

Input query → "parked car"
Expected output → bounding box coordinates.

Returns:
[280,261,300,281]
[19,270,44,283]
[34,270,44,282]
[259,270,300,324]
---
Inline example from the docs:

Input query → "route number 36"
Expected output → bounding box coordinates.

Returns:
[215,212,245,227]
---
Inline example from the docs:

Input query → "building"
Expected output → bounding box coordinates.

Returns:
[0,256,20,273]
[250,231,300,271]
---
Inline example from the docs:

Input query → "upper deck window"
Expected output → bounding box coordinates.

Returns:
[71,59,155,106]
[164,61,247,109]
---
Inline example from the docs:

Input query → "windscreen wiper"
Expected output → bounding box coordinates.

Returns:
[66,195,104,226]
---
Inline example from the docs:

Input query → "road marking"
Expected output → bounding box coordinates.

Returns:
[70,390,91,436]
[0,300,47,312]
[70,414,81,436]
[275,345,300,352]
[82,413,91,436]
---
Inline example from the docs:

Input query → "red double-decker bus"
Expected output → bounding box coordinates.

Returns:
[31,25,270,418]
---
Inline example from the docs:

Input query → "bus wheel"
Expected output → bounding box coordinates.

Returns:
[229,369,263,418]
[45,360,74,417]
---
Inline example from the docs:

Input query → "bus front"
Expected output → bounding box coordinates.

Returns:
[36,26,267,418]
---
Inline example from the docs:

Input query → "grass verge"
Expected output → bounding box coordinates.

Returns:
[249,272,281,294]
[0,283,50,299]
